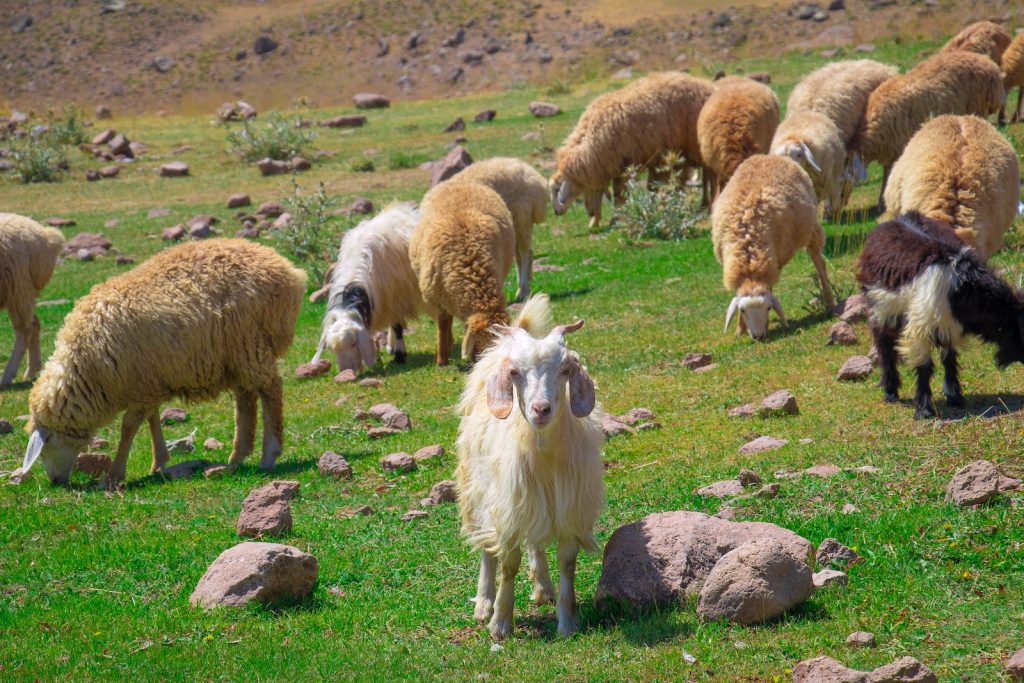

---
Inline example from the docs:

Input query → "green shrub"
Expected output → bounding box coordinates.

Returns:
[7,137,68,183]
[226,113,315,162]
[611,162,703,242]
[46,105,89,146]
[350,157,376,173]
[272,179,342,287]
[387,149,429,170]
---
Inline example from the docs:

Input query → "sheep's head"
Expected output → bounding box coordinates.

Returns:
[323,308,377,373]
[772,139,821,176]
[725,291,786,341]
[486,320,595,431]
[13,426,84,485]
[549,171,579,215]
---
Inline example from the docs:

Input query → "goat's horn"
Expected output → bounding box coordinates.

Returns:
[724,297,740,332]
[553,319,585,337]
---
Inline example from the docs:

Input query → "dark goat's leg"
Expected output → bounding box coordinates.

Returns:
[941,348,964,408]
[913,358,936,419]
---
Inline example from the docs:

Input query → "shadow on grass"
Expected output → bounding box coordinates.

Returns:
[760,309,835,342]
[886,393,1024,421]
[547,287,595,301]
[0,379,33,393]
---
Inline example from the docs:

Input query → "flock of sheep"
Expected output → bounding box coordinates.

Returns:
[3,19,1024,638]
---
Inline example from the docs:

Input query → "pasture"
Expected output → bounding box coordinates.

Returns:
[1,38,1023,681]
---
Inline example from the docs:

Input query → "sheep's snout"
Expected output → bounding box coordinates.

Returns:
[325,313,377,372]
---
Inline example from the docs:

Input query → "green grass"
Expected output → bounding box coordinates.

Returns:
[2,39,1024,682]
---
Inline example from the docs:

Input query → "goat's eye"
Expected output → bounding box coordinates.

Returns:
[508,367,519,377]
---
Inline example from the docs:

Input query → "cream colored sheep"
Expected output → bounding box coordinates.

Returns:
[0,214,63,387]
[457,294,603,638]
[698,76,780,204]
[852,50,1004,207]
[883,115,1019,261]
[15,239,306,486]
[771,110,846,218]
[942,20,1012,65]
[551,71,714,227]
[712,155,834,340]
[448,158,548,301]
[411,181,516,365]
[1001,34,1024,125]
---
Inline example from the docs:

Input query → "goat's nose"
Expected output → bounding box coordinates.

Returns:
[531,400,552,417]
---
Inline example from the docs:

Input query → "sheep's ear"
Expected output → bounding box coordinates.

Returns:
[724,297,741,332]
[769,293,788,327]
[311,329,328,364]
[21,427,49,471]
[567,357,596,418]
[800,142,821,173]
[487,358,515,419]
[357,329,378,369]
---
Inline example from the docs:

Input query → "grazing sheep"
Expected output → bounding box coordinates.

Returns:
[883,115,1019,261]
[1000,33,1024,125]
[858,212,1024,418]
[410,181,515,365]
[770,110,846,218]
[942,20,1012,65]
[697,76,780,203]
[851,50,1004,207]
[712,155,834,340]
[551,71,714,227]
[448,158,548,302]
[15,239,306,486]
[456,294,603,638]
[313,202,425,374]
[0,214,63,387]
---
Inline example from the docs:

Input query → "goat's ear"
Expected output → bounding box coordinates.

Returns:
[567,356,596,418]
[487,358,515,419]
[357,329,378,369]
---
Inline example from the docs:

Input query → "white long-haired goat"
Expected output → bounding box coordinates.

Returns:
[456,295,605,638]
[312,203,426,373]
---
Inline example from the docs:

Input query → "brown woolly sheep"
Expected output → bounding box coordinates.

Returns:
[942,20,1012,65]
[697,76,780,204]
[551,71,714,228]
[771,111,846,218]
[851,50,1004,208]
[712,155,834,340]
[448,157,548,302]
[1001,33,1024,125]
[16,239,306,487]
[883,115,1019,261]
[411,181,516,365]
[0,214,64,387]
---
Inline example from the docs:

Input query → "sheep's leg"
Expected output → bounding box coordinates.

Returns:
[556,539,581,636]
[435,313,453,366]
[108,409,146,488]
[489,548,521,639]
[913,359,936,420]
[474,551,497,623]
[229,388,258,466]
[147,408,170,473]
[808,247,835,312]
[1,329,26,387]
[527,545,555,605]
[1014,87,1023,123]
[258,374,284,471]
[24,314,42,381]
[1000,100,1008,127]
[514,246,532,303]
[584,191,602,230]
[872,322,901,404]
[613,177,627,204]
[700,168,712,208]
[388,324,407,363]
[941,348,964,408]
[877,164,891,212]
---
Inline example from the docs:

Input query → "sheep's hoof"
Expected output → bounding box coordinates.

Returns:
[531,586,555,605]
[474,598,494,623]
[488,615,513,640]
[556,614,579,637]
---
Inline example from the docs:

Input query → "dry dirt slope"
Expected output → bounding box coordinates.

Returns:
[0,0,1018,115]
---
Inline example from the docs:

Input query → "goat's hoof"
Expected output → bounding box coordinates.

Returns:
[531,587,555,605]
[488,616,513,640]
[883,392,899,404]
[913,407,936,420]
[945,395,965,409]
[556,615,579,637]
[474,599,494,623]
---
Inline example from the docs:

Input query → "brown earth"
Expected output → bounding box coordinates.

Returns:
[0,0,1018,115]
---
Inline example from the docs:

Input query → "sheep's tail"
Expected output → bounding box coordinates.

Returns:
[514,294,553,337]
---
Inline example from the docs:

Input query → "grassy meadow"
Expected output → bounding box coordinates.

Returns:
[1,38,1023,681]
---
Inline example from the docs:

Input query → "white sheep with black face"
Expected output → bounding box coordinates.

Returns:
[456,295,605,639]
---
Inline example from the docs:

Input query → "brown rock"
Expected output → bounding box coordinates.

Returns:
[318,451,353,479]
[334,369,357,383]
[290,156,311,171]
[868,657,938,682]
[227,193,251,209]
[161,407,188,424]
[759,390,798,416]
[837,355,873,381]
[529,101,561,117]
[594,511,813,608]
[203,464,231,478]
[159,161,189,177]
[430,145,473,186]
[620,407,656,425]
[693,363,718,373]
[0,419,17,435]
[381,408,412,431]
[98,165,120,178]
[368,403,399,419]
[840,294,870,323]
[747,71,771,84]
[696,480,745,498]
[739,436,787,455]
[443,117,465,132]
[256,158,290,176]
[816,538,862,568]
[813,568,849,588]
[602,414,635,438]
[946,459,1002,506]
[829,321,858,345]
[63,232,111,257]
[203,438,223,450]
[697,538,814,625]
[682,352,713,369]
[791,656,865,683]
[161,458,209,480]
[257,201,284,217]
[474,109,497,122]
[414,444,445,462]
[728,403,756,418]
[382,452,415,472]
[86,169,101,182]
[295,360,331,378]
[738,469,761,486]
[93,128,116,145]
[190,542,317,608]
[236,480,299,537]
[73,452,112,477]
[354,93,390,109]
[368,426,402,438]
[847,631,875,648]
[1007,648,1024,680]
[349,197,374,215]
[806,463,841,478]
[421,479,458,506]
[322,115,367,128]
[108,134,132,157]
[163,225,186,242]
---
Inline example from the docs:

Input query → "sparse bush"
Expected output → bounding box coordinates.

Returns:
[350,157,376,173]
[226,113,315,162]
[272,178,341,287]
[387,149,429,170]
[46,105,88,146]
[7,136,68,183]
[545,80,572,96]
[611,160,703,243]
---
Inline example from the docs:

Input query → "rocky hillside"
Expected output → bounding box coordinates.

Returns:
[0,0,1017,115]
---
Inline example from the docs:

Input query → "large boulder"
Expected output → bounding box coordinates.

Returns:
[353,93,390,109]
[945,460,1001,506]
[696,537,814,624]
[430,145,473,186]
[190,542,317,608]
[594,511,814,608]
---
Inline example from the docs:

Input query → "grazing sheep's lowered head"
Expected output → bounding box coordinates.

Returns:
[319,307,377,373]
[17,424,89,485]
[771,139,822,176]
[485,315,596,431]
[725,286,786,341]
[549,170,576,215]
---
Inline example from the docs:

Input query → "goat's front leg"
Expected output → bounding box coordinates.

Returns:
[489,548,521,640]
[527,545,555,605]
[556,539,581,636]
[872,320,900,403]
[913,358,936,419]
[941,348,964,408]
[388,324,406,363]
[474,551,497,623]
[147,408,170,473]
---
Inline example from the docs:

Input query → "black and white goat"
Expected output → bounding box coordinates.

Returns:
[857,212,1024,418]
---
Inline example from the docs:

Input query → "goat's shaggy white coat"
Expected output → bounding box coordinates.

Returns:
[456,295,604,638]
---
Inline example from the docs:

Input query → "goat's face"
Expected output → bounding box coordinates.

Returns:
[15,427,80,485]
[725,292,787,341]
[324,309,377,373]
[550,173,578,215]
[487,321,595,431]
[995,316,1024,368]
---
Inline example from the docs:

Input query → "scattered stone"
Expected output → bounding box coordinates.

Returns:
[747,72,772,84]
[358,378,382,388]
[620,407,655,425]
[256,158,290,176]
[759,390,798,417]
[829,321,858,345]
[93,128,116,145]
[0,419,13,436]
[338,505,373,518]
[227,193,251,209]
[166,431,197,456]
[152,56,175,73]
[401,509,428,522]
[203,438,223,450]
[1007,648,1024,680]
[159,161,189,177]
[738,469,761,486]
[443,117,465,133]
[64,232,111,257]
[602,414,635,438]
[318,451,353,479]
[368,426,402,438]
[204,464,230,478]
[257,201,284,218]
[334,369,357,383]
[841,503,859,514]
[813,568,848,588]
[161,407,188,424]
[295,360,331,379]
[855,43,876,53]
[414,445,445,462]
[696,480,745,498]
[149,207,171,219]
[837,355,873,381]
[739,436,787,455]
[382,452,415,473]
[190,542,317,608]
[380,408,411,432]
[321,115,366,128]
[847,631,875,648]
[421,479,458,506]
[354,93,390,109]
[73,452,111,477]
[11,15,33,34]
[237,480,298,537]
[805,463,841,478]
[163,225,186,242]
[793,656,936,683]
[682,352,713,369]
[816,538,862,568]
[754,483,781,499]
[161,458,208,480]
[98,165,120,178]
[946,460,1002,506]
[840,294,870,322]
[430,145,473,186]
[474,109,497,122]
[349,197,374,215]
[253,35,279,55]
[1000,474,1022,492]
[528,101,561,117]
[728,404,756,418]
[75,249,94,262]
[696,537,814,625]
[635,421,662,432]
[694,363,718,374]
[291,156,311,172]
